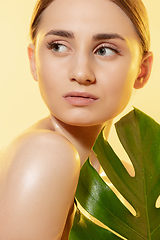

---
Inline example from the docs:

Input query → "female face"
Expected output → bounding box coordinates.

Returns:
[29,0,145,126]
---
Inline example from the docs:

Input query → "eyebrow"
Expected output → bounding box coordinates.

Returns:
[45,30,74,38]
[93,33,125,41]
[45,30,125,41]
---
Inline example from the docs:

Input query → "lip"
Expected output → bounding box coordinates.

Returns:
[63,91,99,106]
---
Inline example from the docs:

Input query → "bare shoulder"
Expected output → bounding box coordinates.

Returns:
[0,129,80,171]
[0,130,80,239]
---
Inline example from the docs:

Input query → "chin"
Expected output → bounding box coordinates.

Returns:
[60,115,109,128]
[65,120,97,127]
[53,115,98,127]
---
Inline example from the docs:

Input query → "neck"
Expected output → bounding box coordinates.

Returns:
[50,115,112,166]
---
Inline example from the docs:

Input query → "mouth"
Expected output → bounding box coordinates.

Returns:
[64,91,98,99]
[63,91,99,106]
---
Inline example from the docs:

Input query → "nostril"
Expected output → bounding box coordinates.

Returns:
[70,78,77,82]
[86,79,91,82]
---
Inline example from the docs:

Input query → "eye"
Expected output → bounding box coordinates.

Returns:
[94,44,121,57]
[46,42,70,53]
[96,47,114,56]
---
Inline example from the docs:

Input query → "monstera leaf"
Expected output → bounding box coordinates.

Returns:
[69,108,160,240]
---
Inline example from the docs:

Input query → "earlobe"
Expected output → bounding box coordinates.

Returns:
[134,51,153,89]
[28,44,38,81]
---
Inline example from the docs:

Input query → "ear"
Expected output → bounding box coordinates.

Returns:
[28,44,38,81]
[134,51,153,89]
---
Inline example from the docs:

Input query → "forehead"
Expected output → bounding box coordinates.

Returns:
[38,0,139,42]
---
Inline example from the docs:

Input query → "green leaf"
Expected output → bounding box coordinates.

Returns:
[70,108,160,240]
[69,207,122,240]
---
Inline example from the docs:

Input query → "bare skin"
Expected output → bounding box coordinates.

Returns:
[0,116,102,240]
[0,0,153,239]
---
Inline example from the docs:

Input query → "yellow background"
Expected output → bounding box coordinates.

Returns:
[0,0,160,153]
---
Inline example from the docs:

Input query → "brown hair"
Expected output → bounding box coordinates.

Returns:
[30,0,150,54]
[30,0,54,43]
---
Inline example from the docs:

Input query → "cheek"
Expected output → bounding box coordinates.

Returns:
[36,69,57,113]
[36,55,60,97]
[100,59,138,115]
[101,59,135,93]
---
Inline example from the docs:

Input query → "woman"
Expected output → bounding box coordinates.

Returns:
[0,0,153,239]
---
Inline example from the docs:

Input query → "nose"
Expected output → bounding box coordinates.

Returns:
[69,53,96,85]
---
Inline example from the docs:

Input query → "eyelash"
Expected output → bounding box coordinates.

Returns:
[46,41,121,55]
[94,44,121,55]
[46,41,68,51]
